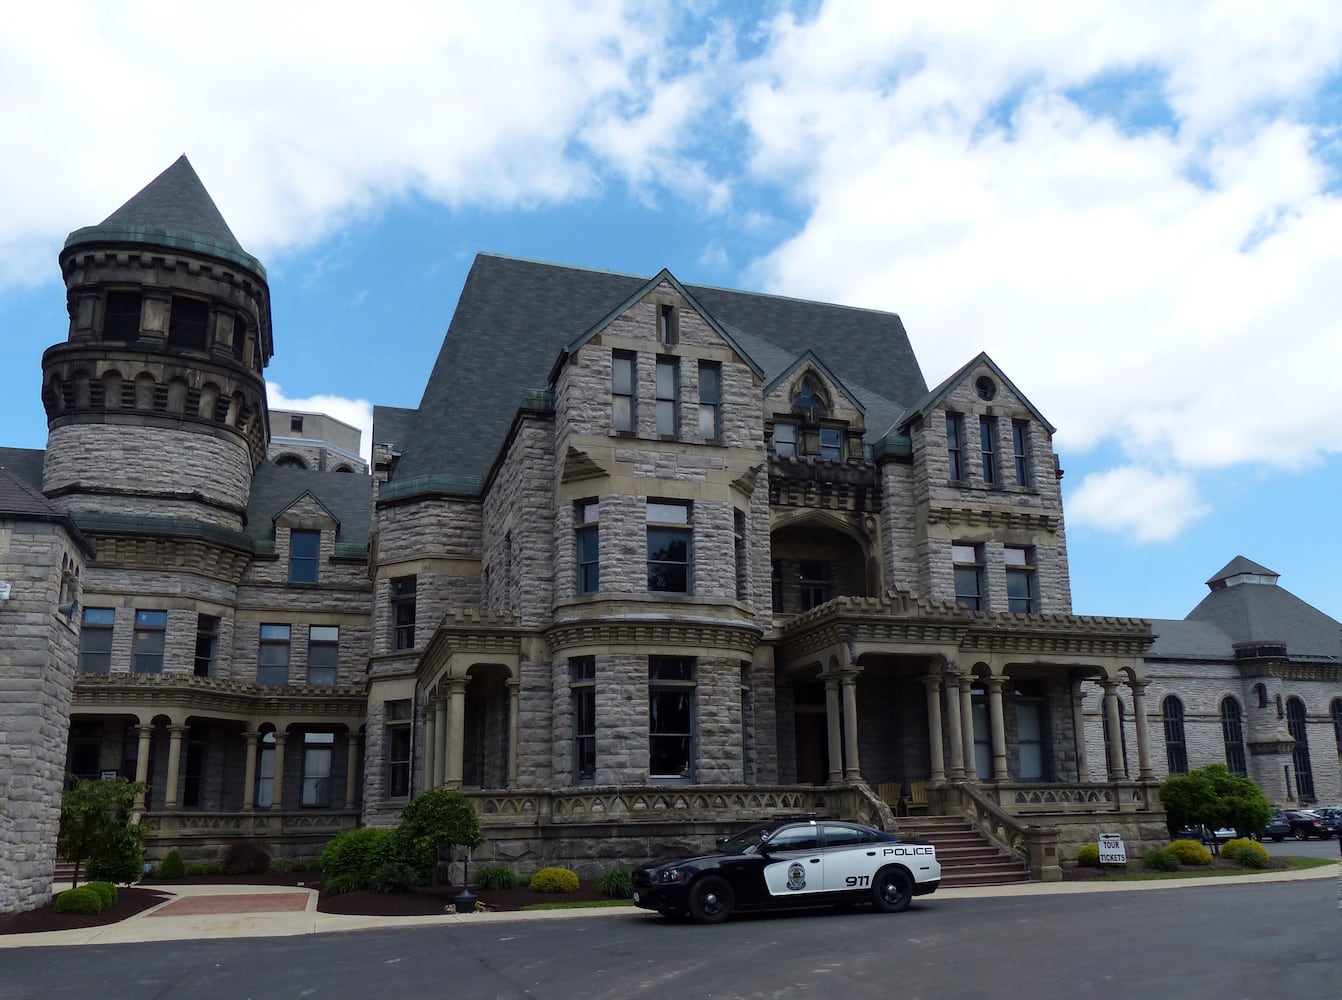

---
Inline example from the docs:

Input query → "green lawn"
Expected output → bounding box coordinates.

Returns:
[1082,856,1335,881]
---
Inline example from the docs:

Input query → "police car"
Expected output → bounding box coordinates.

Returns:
[632,814,940,924]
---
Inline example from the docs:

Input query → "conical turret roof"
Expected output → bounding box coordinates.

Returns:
[64,155,265,278]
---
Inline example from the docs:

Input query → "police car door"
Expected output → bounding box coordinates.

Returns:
[760,823,825,898]
[820,823,878,892]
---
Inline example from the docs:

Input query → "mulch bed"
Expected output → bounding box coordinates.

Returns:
[1062,856,1290,880]
[0,887,170,936]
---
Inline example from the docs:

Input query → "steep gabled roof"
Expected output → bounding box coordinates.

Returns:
[763,350,866,417]
[392,254,928,485]
[1206,555,1278,586]
[895,352,1056,435]
[63,155,265,278]
[0,453,95,556]
[1184,564,1341,661]
[244,463,371,547]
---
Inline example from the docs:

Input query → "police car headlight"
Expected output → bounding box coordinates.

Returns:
[655,868,687,884]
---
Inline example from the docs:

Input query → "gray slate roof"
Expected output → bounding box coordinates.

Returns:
[0,448,45,493]
[1206,555,1278,585]
[372,405,418,453]
[63,155,265,278]
[393,254,928,485]
[245,462,373,548]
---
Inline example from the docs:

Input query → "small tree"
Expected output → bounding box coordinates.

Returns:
[393,789,484,886]
[57,777,147,887]
[1160,764,1270,837]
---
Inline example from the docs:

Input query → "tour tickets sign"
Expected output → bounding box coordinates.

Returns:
[1098,833,1127,865]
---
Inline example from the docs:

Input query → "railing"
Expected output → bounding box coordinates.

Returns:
[952,781,1062,881]
[986,780,1162,815]
[139,809,360,837]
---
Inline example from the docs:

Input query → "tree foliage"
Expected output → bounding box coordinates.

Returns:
[1160,764,1270,837]
[57,777,147,887]
[392,789,484,882]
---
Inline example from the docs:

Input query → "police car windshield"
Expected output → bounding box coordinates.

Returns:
[718,823,773,854]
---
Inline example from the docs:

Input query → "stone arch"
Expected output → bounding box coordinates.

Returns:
[73,368,92,408]
[103,369,123,408]
[134,371,156,410]
[165,376,189,414]
[1285,696,1314,801]
[274,454,308,470]
[198,382,219,421]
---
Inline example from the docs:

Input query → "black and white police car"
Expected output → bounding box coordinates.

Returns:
[632,814,940,924]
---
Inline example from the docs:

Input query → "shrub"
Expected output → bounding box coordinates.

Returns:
[1075,843,1100,867]
[1164,838,1213,866]
[85,880,118,910]
[158,850,186,880]
[86,823,144,885]
[393,789,484,881]
[476,865,522,890]
[529,866,580,893]
[369,862,421,894]
[53,886,104,915]
[222,839,273,876]
[186,862,223,876]
[599,868,633,899]
[1160,764,1270,839]
[320,827,396,895]
[1222,838,1269,868]
[1142,849,1180,872]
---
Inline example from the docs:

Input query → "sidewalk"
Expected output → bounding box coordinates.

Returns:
[3,863,1335,950]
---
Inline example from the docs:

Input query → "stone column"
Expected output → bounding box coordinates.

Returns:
[986,676,1009,781]
[272,732,288,809]
[432,699,448,789]
[1101,681,1126,779]
[840,670,862,782]
[423,705,437,789]
[959,676,978,780]
[923,675,946,782]
[944,669,965,779]
[1070,678,1089,782]
[132,724,154,810]
[1129,678,1154,781]
[345,733,361,808]
[446,679,467,788]
[824,675,844,784]
[506,679,520,788]
[241,730,259,810]
[162,725,187,809]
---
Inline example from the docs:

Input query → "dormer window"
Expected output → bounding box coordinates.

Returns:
[289,529,320,583]
[791,376,828,422]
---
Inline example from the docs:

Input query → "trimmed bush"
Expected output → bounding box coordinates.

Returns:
[530,866,580,893]
[369,862,421,894]
[1142,849,1180,872]
[186,863,223,876]
[599,868,633,899]
[393,789,484,881]
[85,880,118,909]
[1164,839,1213,865]
[53,886,104,915]
[1222,838,1269,868]
[158,850,186,880]
[476,865,522,890]
[86,824,144,884]
[222,839,273,876]
[1075,843,1100,867]
[320,827,396,895]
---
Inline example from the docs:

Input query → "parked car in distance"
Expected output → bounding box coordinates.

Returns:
[632,814,941,924]
[1311,806,1342,836]
[1174,824,1237,843]
[1283,808,1333,840]
[1263,810,1291,842]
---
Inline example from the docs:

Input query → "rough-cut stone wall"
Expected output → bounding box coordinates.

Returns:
[482,419,555,625]
[374,495,482,644]
[0,520,83,914]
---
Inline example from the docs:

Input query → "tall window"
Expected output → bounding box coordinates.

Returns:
[256,732,277,808]
[771,559,783,611]
[698,361,721,442]
[167,296,210,351]
[194,614,219,677]
[301,732,334,807]
[773,422,798,458]
[658,303,678,346]
[980,416,998,485]
[733,510,747,602]
[307,626,339,686]
[656,357,679,438]
[289,529,320,583]
[391,576,416,650]
[952,543,984,610]
[1287,697,1314,801]
[611,351,635,433]
[819,427,843,461]
[1004,547,1036,614]
[946,412,965,481]
[102,290,141,341]
[575,500,599,595]
[385,700,412,800]
[1332,698,1342,754]
[649,657,695,780]
[647,500,691,594]
[1012,419,1031,487]
[79,608,115,673]
[799,560,831,610]
[132,610,167,673]
[1163,696,1188,775]
[1015,682,1047,780]
[1221,697,1247,777]
[258,624,291,685]
[571,657,596,784]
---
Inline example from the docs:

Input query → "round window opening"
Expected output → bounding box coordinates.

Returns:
[975,376,997,401]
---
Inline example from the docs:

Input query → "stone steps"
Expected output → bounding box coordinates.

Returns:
[894,816,1032,886]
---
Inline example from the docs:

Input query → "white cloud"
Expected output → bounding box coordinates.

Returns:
[267,383,374,465]
[1067,466,1210,543]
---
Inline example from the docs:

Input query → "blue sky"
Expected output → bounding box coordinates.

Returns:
[4,1,1342,623]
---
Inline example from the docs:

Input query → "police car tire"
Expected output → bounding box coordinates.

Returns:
[872,866,913,913]
[688,875,735,924]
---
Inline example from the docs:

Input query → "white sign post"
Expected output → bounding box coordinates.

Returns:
[1098,833,1127,865]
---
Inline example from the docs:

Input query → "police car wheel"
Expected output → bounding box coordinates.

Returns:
[687,875,735,924]
[872,866,913,913]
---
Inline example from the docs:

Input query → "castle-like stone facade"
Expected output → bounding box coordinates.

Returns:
[2,158,1338,913]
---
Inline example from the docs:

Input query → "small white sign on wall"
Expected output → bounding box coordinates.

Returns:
[1098,833,1127,865]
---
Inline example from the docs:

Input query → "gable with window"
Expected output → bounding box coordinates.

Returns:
[289,529,321,583]
[979,416,999,484]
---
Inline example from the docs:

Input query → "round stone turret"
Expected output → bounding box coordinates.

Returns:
[41,157,273,530]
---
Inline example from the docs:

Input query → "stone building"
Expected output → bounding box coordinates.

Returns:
[3,156,1330,913]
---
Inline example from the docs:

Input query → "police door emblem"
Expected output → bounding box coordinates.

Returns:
[786,862,807,890]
